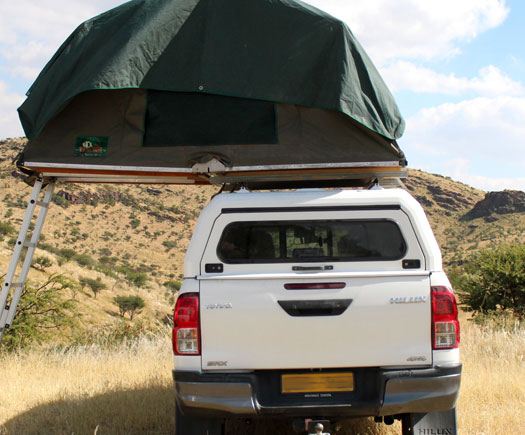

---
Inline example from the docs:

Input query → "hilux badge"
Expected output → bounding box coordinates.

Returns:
[390,296,427,304]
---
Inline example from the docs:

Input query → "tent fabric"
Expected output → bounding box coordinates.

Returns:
[18,0,405,143]
[22,89,401,169]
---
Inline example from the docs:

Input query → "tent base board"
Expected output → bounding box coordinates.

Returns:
[20,162,406,187]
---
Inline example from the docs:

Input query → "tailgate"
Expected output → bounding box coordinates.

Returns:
[200,272,431,370]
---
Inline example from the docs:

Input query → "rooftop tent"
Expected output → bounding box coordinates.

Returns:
[16,0,406,187]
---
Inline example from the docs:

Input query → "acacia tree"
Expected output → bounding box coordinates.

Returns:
[31,255,53,271]
[2,275,79,350]
[80,276,107,299]
[457,243,525,322]
[113,295,146,320]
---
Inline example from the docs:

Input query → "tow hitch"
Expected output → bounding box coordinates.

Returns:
[309,421,330,435]
[293,419,331,434]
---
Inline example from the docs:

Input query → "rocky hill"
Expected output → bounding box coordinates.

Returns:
[462,190,525,221]
[0,138,523,337]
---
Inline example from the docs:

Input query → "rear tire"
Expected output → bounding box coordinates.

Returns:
[401,407,457,435]
[175,404,224,435]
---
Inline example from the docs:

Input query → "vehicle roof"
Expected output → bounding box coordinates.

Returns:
[207,188,419,210]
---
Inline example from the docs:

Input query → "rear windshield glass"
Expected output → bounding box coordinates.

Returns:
[218,220,406,263]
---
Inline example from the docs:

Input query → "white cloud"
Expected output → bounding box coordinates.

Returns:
[406,96,525,156]
[381,62,525,97]
[0,1,123,82]
[402,96,525,191]
[0,81,25,138]
[304,0,509,64]
[441,158,524,191]
[463,175,525,192]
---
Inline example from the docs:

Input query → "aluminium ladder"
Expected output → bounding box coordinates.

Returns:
[0,177,55,342]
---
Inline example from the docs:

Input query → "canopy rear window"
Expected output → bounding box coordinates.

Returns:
[218,220,406,263]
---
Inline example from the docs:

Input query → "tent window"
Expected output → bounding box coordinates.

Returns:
[143,91,277,146]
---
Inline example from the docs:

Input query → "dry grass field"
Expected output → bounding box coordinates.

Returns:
[0,318,523,435]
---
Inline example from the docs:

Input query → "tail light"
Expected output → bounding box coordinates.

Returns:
[431,286,460,349]
[172,293,200,355]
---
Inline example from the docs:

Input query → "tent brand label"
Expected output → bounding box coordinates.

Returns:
[75,136,108,157]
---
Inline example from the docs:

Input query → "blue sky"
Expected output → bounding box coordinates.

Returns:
[1,0,523,191]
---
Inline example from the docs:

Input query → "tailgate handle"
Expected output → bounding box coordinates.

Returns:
[278,299,352,317]
[292,265,333,271]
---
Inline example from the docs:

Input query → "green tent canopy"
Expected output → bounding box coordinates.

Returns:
[17,0,406,187]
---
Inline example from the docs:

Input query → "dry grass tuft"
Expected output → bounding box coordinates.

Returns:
[0,319,523,434]
[457,321,525,435]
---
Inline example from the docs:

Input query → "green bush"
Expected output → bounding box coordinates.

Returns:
[162,240,178,251]
[455,243,525,323]
[116,264,148,288]
[31,255,53,271]
[79,276,107,298]
[59,248,77,261]
[74,253,96,268]
[0,221,15,236]
[164,280,181,292]
[52,194,70,208]
[39,242,60,255]
[113,295,146,320]
[1,275,79,350]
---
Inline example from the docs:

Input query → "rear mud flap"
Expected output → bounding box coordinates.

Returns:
[402,408,457,435]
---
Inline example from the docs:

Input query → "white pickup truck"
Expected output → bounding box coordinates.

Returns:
[172,188,461,435]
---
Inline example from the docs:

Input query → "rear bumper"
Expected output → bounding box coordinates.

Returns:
[173,364,461,418]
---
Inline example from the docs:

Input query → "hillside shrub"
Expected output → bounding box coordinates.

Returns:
[59,248,77,261]
[74,253,95,268]
[113,295,146,320]
[98,256,117,265]
[79,276,107,298]
[39,242,60,255]
[0,221,15,237]
[31,255,53,271]
[52,194,70,208]
[455,243,525,324]
[164,280,181,292]
[162,240,178,251]
[116,264,148,288]
[1,275,79,350]
[99,248,112,257]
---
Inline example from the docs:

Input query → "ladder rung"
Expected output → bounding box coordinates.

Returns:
[36,200,50,208]
[10,283,23,289]
[23,242,37,248]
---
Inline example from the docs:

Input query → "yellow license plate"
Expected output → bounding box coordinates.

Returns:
[281,372,354,394]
